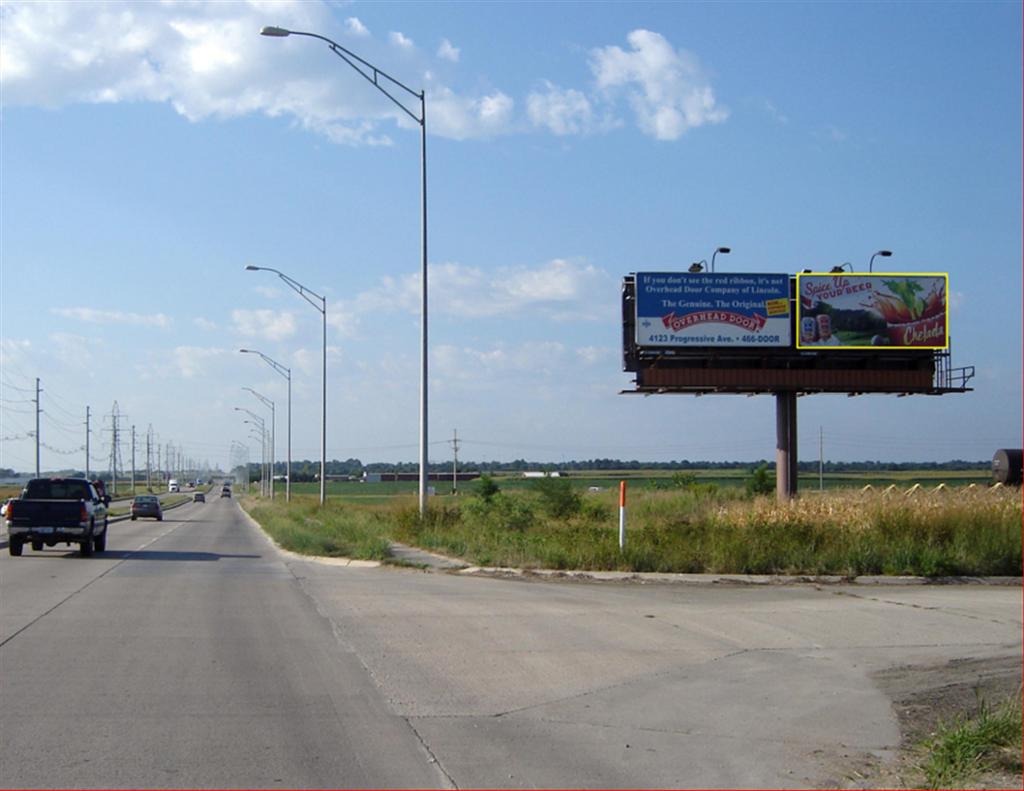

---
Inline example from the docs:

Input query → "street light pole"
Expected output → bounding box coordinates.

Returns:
[245,266,326,506]
[240,349,292,501]
[260,24,430,516]
[711,246,731,273]
[235,407,267,496]
[243,387,275,500]
[869,250,893,272]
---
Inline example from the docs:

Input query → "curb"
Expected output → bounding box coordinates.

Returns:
[454,566,1024,586]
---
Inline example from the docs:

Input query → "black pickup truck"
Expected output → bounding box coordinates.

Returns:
[5,478,110,556]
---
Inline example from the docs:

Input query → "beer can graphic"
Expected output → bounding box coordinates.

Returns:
[800,316,817,343]
[815,313,832,341]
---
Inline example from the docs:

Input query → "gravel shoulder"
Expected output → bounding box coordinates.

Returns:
[847,655,1022,789]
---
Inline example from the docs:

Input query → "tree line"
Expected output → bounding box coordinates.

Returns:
[258,458,992,482]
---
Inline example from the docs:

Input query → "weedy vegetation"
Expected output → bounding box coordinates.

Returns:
[916,692,1023,789]
[242,479,1021,576]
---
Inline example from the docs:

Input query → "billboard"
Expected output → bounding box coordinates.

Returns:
[796,273,948,350]
[635,272,791,348]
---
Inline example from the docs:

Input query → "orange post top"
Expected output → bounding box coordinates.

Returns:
[619,480,626,507]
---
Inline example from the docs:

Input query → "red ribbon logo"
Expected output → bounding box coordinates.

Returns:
[661,311,767,332]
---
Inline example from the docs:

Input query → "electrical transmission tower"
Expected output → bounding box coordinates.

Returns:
[106,401,125,495]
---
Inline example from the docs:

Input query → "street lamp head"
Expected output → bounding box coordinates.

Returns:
[260,26,291,37]
[868,250,893,272]
[239,349,251,354]
[688,262,704,273]
[245,265,262,271]
[716,247,731,255]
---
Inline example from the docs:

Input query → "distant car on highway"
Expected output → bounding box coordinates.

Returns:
[131,495,163,521]
[220,487,231,498]
[193,492,205,503]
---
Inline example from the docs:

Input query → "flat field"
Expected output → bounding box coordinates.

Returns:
[273,467,993,503]
[242,475,1020,577]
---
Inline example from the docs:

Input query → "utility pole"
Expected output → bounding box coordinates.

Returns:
[131,425,136,494]
[146,425,153,491]
[85,406,91,480]
[34,378,41,477]
[449,429,460,495]
[819,426,824,492]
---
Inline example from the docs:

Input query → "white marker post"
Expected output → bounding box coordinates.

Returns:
[619,480,627,551]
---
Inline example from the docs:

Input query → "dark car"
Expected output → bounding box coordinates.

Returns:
[131,495,163,521]
[220,487,231,498]
[193,492,205,503]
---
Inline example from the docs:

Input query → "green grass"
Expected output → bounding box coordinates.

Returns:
[242,496,393,560]
[240,483,1022,578]
[918,693,1022,789]
[273,468,993,502]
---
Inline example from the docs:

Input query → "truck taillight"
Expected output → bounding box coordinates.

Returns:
[80,503,89,521]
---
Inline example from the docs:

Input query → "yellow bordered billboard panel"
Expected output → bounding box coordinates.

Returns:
[796,273,949,350]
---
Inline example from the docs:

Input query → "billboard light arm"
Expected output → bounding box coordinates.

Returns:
[869,250,893,272]
[711,247,731,273]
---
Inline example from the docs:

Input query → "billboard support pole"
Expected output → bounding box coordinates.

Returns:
[775,392,798,501]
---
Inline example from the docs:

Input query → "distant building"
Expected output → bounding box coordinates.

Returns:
[360,471,481,483]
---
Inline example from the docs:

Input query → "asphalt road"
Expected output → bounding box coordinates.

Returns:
[1,498,1020,789]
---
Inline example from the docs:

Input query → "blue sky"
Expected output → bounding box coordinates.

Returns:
[1,0,1021,473]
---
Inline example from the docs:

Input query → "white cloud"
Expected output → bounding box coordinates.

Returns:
[0,338,32,367]
[389,31,414,50]
[589,29,727,140]
[762,99,789,124]
[193,317,219,331]
[51,307,171,327]
[437,39,460,62]
[434,341,568,380]
[230,309,296,341]
[48,332,96,369]
[0,0,507,144]
[576,346,613,365]
[173,346,225,379]
[428,85,515,140]
[345,17,369,37]
[527,81,597,136]
[337,258,612,328]
[0,5,724,146]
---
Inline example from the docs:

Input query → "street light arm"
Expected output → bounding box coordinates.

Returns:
[234,406,264,426]
[246,266,325,313]
[243,387,274,410]
[262,27,424,124]
[240,349,291,380]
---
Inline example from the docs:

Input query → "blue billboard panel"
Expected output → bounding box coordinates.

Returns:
[635,273,791,348]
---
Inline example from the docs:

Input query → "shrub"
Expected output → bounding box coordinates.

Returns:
[532,476,582,519]
[476,474,501,502]
[746,464,774,496]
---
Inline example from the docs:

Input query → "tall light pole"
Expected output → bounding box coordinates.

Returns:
[247,428,267,495]
[260,24,430,516]
[243,387,275,500]
[869,250,892,272]
[245,266,326,506]
[235,407,267,496]
[241,349,292,501]
[711,246,731,273]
